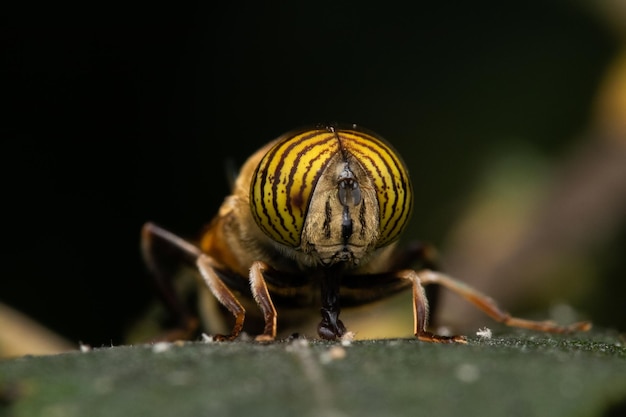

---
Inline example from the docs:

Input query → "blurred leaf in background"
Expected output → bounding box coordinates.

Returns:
[434,2,626,332]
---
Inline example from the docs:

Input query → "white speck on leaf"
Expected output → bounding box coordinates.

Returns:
[152,342,171,353]
[341,332,355,346]
[476,327,492,339]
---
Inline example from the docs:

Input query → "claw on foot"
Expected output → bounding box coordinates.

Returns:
[255,334,275,343]
[417,331,467,344]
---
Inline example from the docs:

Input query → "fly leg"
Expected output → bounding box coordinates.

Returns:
[142,222,248,342]
[389,241,443,322]
[140,222,201,341]
[418,270,592,334]
[396,269,467,343]
[249,261,278,342]
[196,254,246,341]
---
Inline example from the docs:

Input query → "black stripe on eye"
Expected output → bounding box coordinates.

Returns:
[359,200,367,238]
[323,199,332,239]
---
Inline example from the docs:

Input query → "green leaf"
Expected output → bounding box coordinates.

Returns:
[1,332,625,417]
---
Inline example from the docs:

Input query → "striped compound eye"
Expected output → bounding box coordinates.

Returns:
[250,126,413,249]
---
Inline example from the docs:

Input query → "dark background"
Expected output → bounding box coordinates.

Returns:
[3,1,623,347]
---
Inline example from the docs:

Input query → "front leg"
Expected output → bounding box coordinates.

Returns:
[388,241,443,322]
[249,261,278,342]
[196,254,246,341]
[396,269,467,343]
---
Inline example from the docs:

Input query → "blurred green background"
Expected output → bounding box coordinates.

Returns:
[3,0,625,354]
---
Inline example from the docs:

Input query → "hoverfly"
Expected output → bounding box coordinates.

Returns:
[141,124,590,343]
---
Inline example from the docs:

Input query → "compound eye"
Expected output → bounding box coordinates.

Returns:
[335,130,413,247]
[250,129,341,247]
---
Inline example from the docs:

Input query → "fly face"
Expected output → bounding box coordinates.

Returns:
[300,152,379,267]
[250,126,413,268]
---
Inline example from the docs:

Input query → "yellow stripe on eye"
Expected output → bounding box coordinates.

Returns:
[251,129,339,247]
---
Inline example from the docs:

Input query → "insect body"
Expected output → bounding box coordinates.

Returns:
[141,125,591,342]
